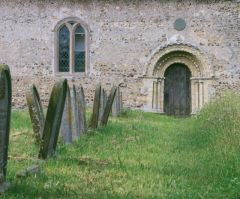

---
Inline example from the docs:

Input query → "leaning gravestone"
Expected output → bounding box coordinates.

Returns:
[71,85,81,140]
[60,84,73,144]
[99,88,107,121]
[39,79,67,159]
[89,84,101,129]
[101,86,117,126]
[0,65,11,193]
[77,86,87,134]
[26,84,45,144]
[112,86,122,117]
[120,91,123,111]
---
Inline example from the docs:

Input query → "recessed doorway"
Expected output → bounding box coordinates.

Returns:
[164,63,191,116]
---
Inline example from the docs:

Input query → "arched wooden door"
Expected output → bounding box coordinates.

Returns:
[164,63,191,116]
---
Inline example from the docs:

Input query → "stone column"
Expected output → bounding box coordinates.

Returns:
[199,81,204,109]
[141,76,165,113]
[191,77,211,114]
[151,78,164,113]
[191,79,196,114]
[159,79,164,113]
[156,81,161,110]
[152,81,157,110]
[203,80,209,104]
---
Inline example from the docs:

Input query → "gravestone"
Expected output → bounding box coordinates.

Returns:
[89,84,101,129]
[99,88,107,121]
[112,87,122,117]
[101,86,117,126]
[26,84,45,144]
[77,86,87,134]
[0,65,12,193]
[39,79,67,159]
[120,91,123,111]
[71,85,81,140]
[60,84,73,144]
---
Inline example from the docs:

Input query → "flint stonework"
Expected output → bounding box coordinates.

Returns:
[77,86,87,134]
[39,79,67,159]
[26,84,45,144]
[0,65,11,193]
[101,86,117,126]
[60,84,73,144]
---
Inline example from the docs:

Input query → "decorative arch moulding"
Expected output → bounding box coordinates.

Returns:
[153,53,202,77]
[142,43,213,79]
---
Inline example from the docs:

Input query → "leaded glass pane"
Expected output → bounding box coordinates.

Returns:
[75,25,85,72]
[59,25,70,72]
[75,25,85,34]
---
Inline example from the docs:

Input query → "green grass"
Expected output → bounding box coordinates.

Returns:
[3,93,240,198]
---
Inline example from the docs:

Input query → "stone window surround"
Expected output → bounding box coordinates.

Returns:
[53,17,90,77]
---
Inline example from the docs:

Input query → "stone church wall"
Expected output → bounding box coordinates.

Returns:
[0,0,239,110]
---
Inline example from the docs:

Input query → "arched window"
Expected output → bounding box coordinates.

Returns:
[54,18,89,75]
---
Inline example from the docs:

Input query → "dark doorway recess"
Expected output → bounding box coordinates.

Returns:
[164,63,191,116]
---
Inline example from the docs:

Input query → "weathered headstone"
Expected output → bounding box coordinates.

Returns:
[0,65,11,193]
[39,79,67,159]
[26,84,45,144]
[112,86,122,117]
[101,86,117,126]
[89,84,101,129]
[77,86,87,134]
[99,88,107,121]
[71,85,81,140]
[60,84,73,144]
[16,165,40,179]
[0,174,10,194]
[120,91,123,111]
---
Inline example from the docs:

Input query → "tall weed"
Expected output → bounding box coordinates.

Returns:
[195,92,240,148]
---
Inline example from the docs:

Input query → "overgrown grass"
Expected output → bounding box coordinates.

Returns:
[3,93,240,198]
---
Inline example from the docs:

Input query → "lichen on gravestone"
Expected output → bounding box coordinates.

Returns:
[101,86,117,126]
[26,84,45,144]
[99,88,107,121]
[0,75,5,99]
[112,86,122,117]
[77,86,87,134]
[71,85,81,140]
[39,79,67,159]
[60,84,73,144]
[120,91,123,111]
[89,84,101,130]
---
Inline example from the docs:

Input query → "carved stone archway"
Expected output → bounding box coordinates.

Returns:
[142,43,213,114]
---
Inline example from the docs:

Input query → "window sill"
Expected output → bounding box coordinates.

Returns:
[54,72,88,78]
